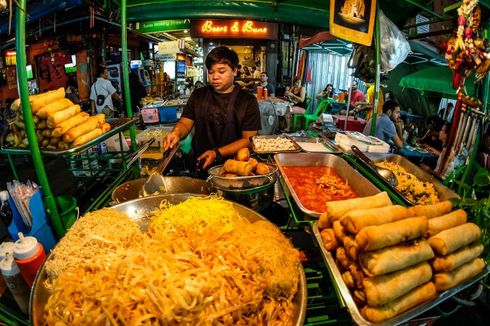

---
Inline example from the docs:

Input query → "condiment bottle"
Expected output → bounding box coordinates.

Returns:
[263,88,268,100]
[0,191,13,228]
[0,253,30,314]
[0,242,15,296]
[13,232,46,287]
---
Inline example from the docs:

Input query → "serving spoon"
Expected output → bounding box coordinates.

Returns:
[350,145,398,187]
[142,144,180,196]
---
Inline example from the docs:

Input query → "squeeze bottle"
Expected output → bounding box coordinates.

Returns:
[1,253,30,314]
[13,232,46,286]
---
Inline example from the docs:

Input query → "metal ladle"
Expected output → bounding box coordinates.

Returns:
[351,145,398,187]
[142,144,180,196]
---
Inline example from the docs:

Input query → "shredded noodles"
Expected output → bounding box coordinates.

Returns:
[43,197,300,325]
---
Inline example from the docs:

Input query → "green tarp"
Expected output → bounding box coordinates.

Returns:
[399,66,477,98]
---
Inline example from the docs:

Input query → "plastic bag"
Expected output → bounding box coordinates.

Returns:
[379,10,411,72]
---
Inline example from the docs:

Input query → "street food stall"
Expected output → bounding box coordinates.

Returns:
[1,1,490,325]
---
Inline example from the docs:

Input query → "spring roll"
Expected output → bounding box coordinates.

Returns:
[427,209,467,238]
[236,147,250,161]
[318,212,330,229]
[341,205,413,234]
[408,201,452,219]
[325,192,392,225]
[362,282,437,323]
[51,112,90,138]
[433,258,485,291]
[36,98,73,118]
[428,223,481,256]
[29,87,65,113]
[359,240,434,277]
[363,262,432,307]
[335,247,350,271]
[47,104,81,128]
[70,128,103,148]
[333,220,347,244]
[343,235,359,261]
[63,115,102,143]
[356,216,428,252]
[320,228,338,251]
[224,159,253,176]
[342,271,355,289]
[432,242,484,272]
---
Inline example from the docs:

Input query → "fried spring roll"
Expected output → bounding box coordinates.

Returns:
[341,205,412,234]
[363,262,432,307]
[426,209,467,238]
[356,216,428,252]
[320,228,338,251]
[432,242,484,272]
[325,192,392,225]
[362,282,437,323]
[408,201,452,219]
[433,258,485,291]
[428,223,481,256]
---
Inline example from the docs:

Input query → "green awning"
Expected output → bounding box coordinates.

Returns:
[399,66,477,98]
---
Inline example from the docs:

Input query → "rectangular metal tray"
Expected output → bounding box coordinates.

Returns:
[312,222,490,326]
[0,118,136,157]
[365,153,459,204]
[251,135,302,154]
[274,153,381,218]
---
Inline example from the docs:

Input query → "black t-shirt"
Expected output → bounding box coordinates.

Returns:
[182,85,261,157]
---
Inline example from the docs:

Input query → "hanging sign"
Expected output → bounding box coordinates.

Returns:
[135,19,191,33]
[191,19,278,40]
[158,40,185,55]
[4,50,16,66]
[329,0,377,46]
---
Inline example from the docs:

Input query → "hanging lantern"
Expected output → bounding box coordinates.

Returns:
[0,0,7,12]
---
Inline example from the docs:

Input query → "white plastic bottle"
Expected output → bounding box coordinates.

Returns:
[0,253,30,314]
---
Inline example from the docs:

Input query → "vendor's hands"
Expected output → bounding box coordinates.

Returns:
[163,131,179,150]
[197,150,217,170]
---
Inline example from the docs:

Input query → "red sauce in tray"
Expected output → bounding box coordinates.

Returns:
[282,166,358,213]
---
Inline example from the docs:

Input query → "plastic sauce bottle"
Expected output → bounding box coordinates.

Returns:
[13,233,46,287]
[0,253,30,314]
[0,191,13,227]
[0,242,15,296]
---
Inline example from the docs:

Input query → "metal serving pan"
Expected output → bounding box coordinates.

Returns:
[251,135,302,154]
[312,222,489,326]
[365,153,459,205]
[31,194,307,326]
[111,177,216,203]
[275,153,380,218]
[207,163,278,190]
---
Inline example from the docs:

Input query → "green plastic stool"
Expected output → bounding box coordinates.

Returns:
[293,99,330,131]
[55,196,78,233]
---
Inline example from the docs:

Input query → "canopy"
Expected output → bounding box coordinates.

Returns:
[399,66,477,98]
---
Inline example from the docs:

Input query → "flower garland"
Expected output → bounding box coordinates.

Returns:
[446,0,490,91]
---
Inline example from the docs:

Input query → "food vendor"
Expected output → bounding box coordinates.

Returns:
[163,46,261,171]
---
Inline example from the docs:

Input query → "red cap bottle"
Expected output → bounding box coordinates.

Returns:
[13,233,46,287]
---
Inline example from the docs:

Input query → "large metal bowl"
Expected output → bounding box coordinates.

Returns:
[31,194,307,326]
[111,176,216,203]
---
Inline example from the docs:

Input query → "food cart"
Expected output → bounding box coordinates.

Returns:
[1,1,489,325]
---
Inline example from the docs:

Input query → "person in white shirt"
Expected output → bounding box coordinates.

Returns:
[90,66,122,117]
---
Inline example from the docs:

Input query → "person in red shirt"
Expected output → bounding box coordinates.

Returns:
[349,80,365,109]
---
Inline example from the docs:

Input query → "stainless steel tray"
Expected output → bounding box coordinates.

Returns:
[207,163,278,190]
[31,194,307,326]
[366,153,459,204]
[275,153,381,218]
[0,118,136,157]
[251,135,302,154]
[312,222,490,326]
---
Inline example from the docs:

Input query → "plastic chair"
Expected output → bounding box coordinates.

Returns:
[293,98,330,131]
[292,97,312,132]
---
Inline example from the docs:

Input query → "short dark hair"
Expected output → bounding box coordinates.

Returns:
[96,66,107,77]
[205,46,239,70]
[447,102,454,108]
[261,71,268,77]
[383,100,399,113]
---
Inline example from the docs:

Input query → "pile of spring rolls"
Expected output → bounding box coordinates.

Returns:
[317,192,486,323]
[7,88,111,150]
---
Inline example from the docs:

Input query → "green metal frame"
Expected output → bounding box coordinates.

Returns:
[369,2,381,137]
[16,0,64,239]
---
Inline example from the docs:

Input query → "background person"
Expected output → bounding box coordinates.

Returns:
[363,100,403,149]
[163,46,261,171]
[317,83,334,99]
[89,66,122,117]
[253,71,275,97]
[349,80,365,109]
[285,77,307,114]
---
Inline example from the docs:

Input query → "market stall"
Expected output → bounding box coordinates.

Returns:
[1,1,490,325]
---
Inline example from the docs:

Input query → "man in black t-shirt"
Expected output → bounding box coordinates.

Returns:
[164,46,261,169]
